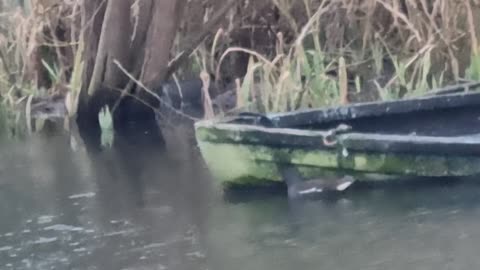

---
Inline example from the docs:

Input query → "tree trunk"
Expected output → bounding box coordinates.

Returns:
[76,0,106,154]
[76,0,186,153]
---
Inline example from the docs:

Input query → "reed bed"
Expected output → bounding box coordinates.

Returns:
[0,0,480,136]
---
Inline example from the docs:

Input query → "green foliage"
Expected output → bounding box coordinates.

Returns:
[0,102,9,140]
[41,60,61,86]
[0,98,27,141]
[375,45,444,101]
[98,106,113,148]
[216,4,340,114]
[301,48,339,108]
[466,52,480,81]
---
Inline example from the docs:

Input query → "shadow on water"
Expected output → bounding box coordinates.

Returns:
[2,124,480,269]
[0,120,215,270]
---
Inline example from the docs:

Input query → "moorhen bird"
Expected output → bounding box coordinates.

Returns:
[279,165,355,199]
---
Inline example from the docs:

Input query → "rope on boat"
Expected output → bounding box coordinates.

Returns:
[322,124,352,146]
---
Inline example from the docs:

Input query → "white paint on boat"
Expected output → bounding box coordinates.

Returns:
[298,187,323,195]
[336,181,354,191]
[68,192,96,199]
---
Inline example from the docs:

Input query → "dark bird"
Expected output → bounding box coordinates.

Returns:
[279,165,355,199]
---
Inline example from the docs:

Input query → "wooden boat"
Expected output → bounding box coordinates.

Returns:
[194,82,480,190]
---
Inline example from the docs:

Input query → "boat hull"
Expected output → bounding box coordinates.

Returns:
[195,122,480,188]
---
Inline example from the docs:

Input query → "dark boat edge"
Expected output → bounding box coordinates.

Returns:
[268,81,480,128]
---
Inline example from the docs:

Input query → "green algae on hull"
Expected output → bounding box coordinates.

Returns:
[194,121,480,187]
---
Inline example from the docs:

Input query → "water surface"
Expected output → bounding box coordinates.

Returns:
[1,136,480,270]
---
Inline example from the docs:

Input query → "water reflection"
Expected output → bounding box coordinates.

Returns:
[211,179,480,270]
[1,134,480,269]
[0,132,211,270]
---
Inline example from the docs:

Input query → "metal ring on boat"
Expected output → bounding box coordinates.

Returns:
[323,134,338,146]
[323,124,352,146]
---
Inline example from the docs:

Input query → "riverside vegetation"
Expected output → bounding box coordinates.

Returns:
[0,0,480,144]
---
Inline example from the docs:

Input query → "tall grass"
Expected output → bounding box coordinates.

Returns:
[0,0,82,138]
[211,2,342,113]
[203,0,480,114]
[466,53,480,81]
[1,0,480,137]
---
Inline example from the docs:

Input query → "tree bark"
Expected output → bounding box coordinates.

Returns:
[139,0,186,92]
[76,0,186,153]
[76,0,106,154]
[87,0,133,95]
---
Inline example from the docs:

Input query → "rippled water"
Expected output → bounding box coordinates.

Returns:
[1,135,480,270]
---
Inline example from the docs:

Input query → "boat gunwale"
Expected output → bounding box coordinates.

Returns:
[270,86,480,127]
[195,122,480,156]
